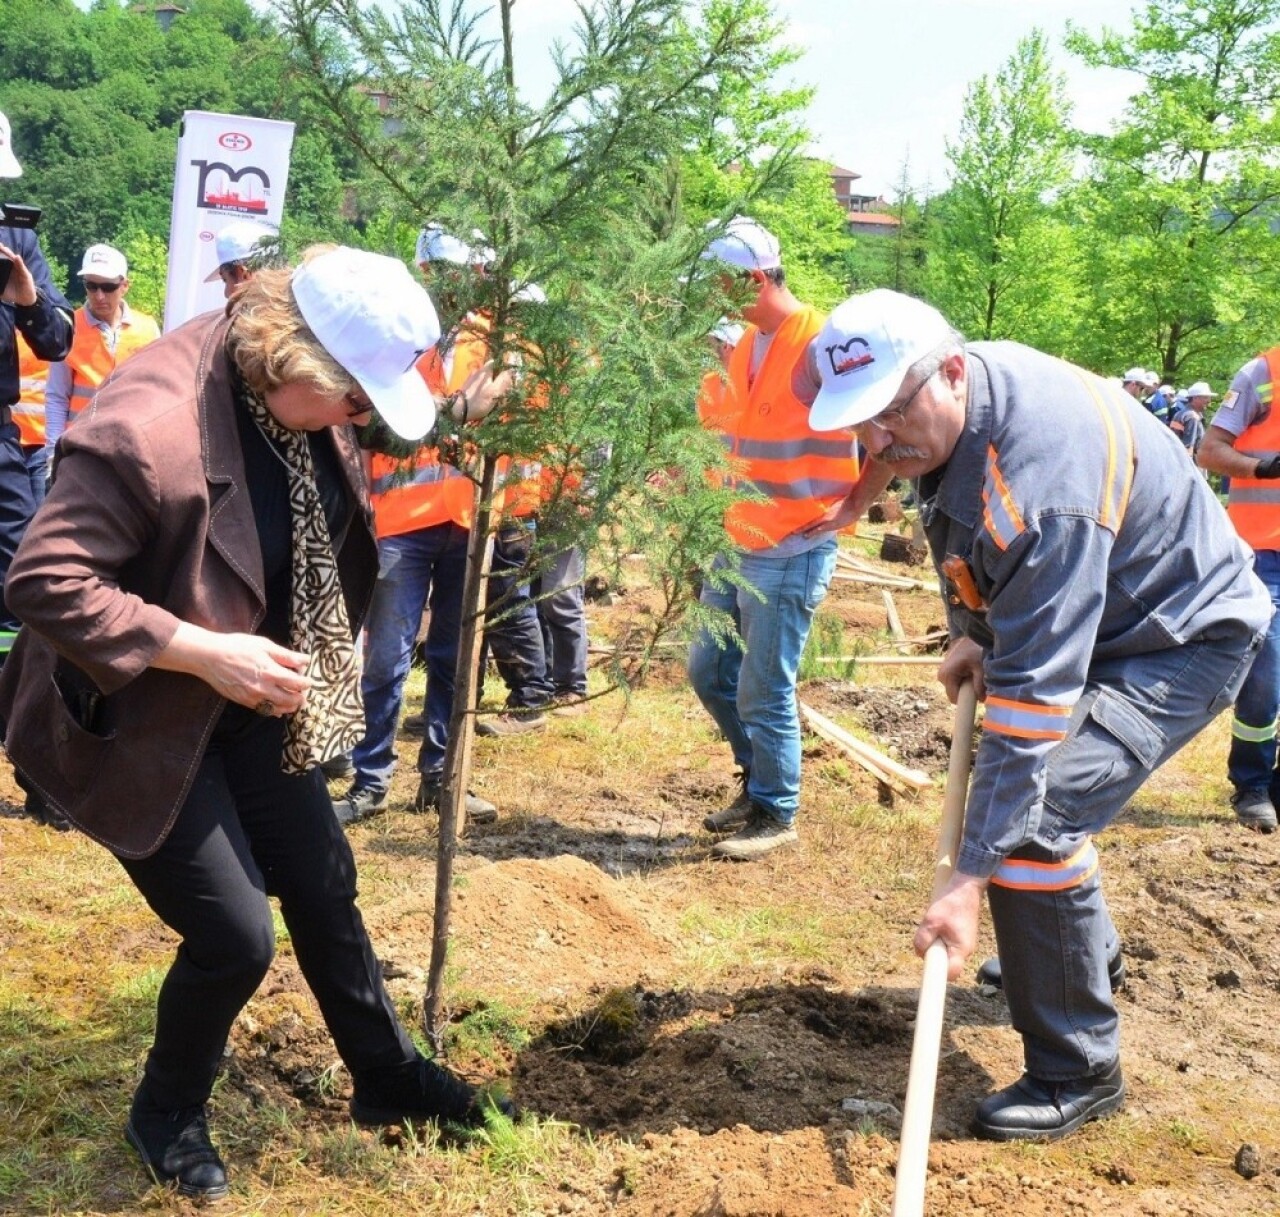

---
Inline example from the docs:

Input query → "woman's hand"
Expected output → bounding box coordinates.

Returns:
[152,623,312,714]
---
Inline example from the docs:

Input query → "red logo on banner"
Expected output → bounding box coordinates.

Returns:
[218,132,253,152]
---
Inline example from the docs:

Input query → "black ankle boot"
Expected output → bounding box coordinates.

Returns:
[125,1084,228,1200]
[350,1056,513,1127]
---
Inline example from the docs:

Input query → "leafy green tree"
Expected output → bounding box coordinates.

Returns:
[278,0,807,1041]
[1068,0,1280,385]
[924,30,1081,351]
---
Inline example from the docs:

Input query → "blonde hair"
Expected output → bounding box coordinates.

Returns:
[227,244,353,399]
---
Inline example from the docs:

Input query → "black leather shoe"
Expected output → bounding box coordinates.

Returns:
[973,1060,1124,1141]
[350,1056,513,1127]
[977,949,1126,992]
[125,1091,228,1199]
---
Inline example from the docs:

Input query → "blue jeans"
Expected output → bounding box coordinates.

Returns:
[687,537,837,825]
[1228,549,1280,796]
[485,522,554,709]
[351,524,468,790]
[22,444,46,508]
[533,545,588,697]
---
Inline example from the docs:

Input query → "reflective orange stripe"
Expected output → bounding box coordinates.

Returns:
[990,839,1099,892]
[982,445,1025,551]
[983,694,1073,740]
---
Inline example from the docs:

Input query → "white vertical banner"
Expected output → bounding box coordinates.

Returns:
[163,111,295,332]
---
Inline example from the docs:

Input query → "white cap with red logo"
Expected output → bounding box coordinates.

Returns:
[808,290,955,432]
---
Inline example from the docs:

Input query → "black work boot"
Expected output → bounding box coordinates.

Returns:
[702,768,752,833]
[350,1056,513,1127]
[1232,788,1278,833]
[125,1083,228,1200]
[414,776,498,825]
[333,785,388,827]
[972,1060,1125,1141]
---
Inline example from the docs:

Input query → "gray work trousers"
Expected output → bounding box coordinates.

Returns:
[988,629,1263,1080]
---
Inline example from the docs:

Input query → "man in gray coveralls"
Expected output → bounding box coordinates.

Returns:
[795,289,1271,1141]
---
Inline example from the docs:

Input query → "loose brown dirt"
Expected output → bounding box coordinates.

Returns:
[3,536,1280,1215]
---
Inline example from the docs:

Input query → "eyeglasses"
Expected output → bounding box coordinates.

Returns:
[84,281,123,295]
[344,388,374,418]
[854,371,936,435]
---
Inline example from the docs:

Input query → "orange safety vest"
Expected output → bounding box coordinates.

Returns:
[493,365,546,519]
[1227,346,1280,551]
[64,306,160,419]
[712,308,859,550]
[369,315,491,540]
[14,333,48,447]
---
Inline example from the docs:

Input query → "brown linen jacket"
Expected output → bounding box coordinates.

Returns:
[0,310,379,859]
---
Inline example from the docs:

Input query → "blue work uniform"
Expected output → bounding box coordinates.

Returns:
[0,225,72,660]
[918,341,1271,1080]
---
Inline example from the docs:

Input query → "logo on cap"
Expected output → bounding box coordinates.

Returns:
[827,337,874,377]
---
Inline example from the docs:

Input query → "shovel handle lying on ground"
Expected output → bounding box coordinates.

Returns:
[892,681,978,1217]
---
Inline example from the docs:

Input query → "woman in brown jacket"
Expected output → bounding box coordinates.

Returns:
[0,246,508,1199]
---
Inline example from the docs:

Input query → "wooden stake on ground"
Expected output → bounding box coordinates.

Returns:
[831,570,931,592]
[892,682,978,1217]
[813,655,940,666]
[883,589,906,642]
[798,701,932,791]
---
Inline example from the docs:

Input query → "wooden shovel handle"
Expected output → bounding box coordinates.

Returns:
[891,681,978,1217]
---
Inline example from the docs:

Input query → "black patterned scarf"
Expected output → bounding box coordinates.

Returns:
[244,389,365,774]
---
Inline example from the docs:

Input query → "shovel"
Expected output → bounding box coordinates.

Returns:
[891,680,978,1217]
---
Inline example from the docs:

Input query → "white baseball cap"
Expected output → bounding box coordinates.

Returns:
[698,215,782,272]
[1121,366,1148,384]
[78,244,128,281]
[203,219,279,282]
[808,290,956,432]
[1142,370,1160,389]
[416,223,474,267]
[1185,380,1216,398]
[291,247,442,441]
[0,111,21,178]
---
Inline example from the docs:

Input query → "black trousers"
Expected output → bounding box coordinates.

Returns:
[118,712,415,1110]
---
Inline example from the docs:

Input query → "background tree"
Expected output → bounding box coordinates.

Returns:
[924,30,1081,352]
[1067,0,1280,385]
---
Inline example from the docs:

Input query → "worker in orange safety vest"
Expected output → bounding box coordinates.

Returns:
[44,243,158,468]
[686,215,890,861]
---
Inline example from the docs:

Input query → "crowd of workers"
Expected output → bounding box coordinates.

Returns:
[4,104,1280,1198]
